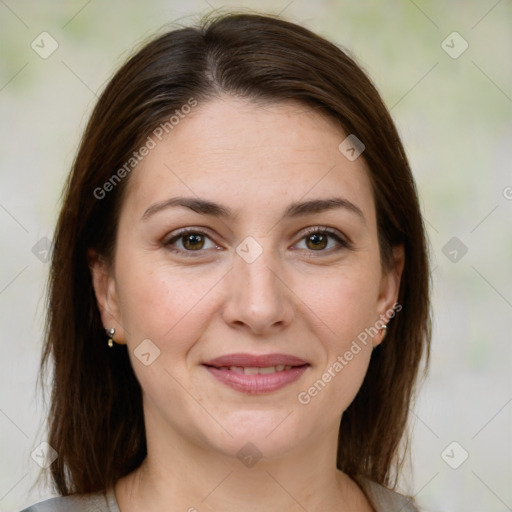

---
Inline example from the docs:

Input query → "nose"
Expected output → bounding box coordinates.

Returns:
[221,243,295,335]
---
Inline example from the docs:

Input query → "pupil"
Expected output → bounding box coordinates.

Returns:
[185,234,203,250]
[308,233,326,250]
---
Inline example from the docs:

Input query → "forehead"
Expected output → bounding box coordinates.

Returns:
[122,96,376,224]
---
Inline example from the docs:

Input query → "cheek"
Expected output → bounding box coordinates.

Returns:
[115,252,222,346]
[298,263,381,347]
[114,258,221,406]
[292,263,380,411]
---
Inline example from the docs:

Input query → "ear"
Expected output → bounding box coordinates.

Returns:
[88,248,126,345]
[374,244,405,347]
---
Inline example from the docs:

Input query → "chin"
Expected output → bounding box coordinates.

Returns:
[204,408,307,460]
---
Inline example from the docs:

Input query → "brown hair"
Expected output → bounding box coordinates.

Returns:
[38,11,430,496]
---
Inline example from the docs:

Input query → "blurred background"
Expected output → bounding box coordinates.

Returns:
[0,1,511,511]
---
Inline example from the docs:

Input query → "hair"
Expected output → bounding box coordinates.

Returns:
[38,11,431,497]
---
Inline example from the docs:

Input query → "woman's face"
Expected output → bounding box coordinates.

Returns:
[92,96,403,462]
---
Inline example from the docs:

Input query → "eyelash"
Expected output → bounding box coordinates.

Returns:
[164,227,351,257]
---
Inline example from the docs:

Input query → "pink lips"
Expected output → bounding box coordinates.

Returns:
[202,353,310,394]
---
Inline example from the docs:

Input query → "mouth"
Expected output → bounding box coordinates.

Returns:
[210,364,300,374]
[202,353,310,394]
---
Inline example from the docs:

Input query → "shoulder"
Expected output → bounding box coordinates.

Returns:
[354,475,420,512]
[18,489,114,512]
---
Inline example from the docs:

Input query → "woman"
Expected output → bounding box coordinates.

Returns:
[21,11,430,512]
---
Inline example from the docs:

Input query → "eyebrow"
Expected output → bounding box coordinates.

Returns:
[141,196,366,224]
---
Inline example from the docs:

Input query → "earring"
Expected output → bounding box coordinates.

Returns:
[380,324,388,340]
[106,327,115,348]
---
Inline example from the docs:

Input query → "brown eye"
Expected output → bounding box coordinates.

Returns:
[294,227,350,254]
[165,229,219,256]
[305,233,328,250]
[182,233,205,250]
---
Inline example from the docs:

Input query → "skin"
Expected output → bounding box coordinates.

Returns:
[90,96,404,512]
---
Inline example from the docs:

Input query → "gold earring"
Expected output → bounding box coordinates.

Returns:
[380,324,388,340]
[106,327,115,348]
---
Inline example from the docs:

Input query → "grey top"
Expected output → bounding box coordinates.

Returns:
[19,487,120,512]
[19,477,418,511]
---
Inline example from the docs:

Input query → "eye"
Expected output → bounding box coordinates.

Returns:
[294,227,350,253]
[164,228,219,255]
[164,226,350,257]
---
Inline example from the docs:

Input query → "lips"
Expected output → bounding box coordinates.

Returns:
[202,353,310,394]
[203,353,309,368]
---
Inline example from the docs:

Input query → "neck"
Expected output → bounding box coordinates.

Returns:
[114,402,370,511]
